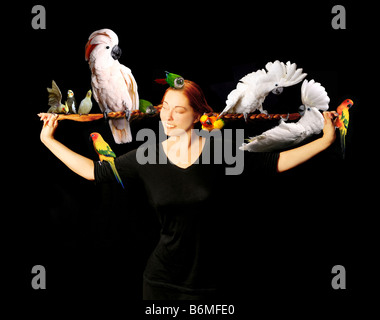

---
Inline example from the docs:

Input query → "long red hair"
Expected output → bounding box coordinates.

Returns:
[161,80,213,117]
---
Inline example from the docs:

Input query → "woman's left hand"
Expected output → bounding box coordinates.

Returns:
[321,111,338,146]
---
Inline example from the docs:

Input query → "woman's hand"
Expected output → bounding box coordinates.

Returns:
[321,111,338,147]
[277,110,338,172]
[37,112,95,180]
[39,113,59,144]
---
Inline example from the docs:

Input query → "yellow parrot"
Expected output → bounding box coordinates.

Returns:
[90,132,124,189]
[335,99,354,159]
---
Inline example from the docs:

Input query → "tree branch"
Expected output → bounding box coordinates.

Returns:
[37,109,300,123]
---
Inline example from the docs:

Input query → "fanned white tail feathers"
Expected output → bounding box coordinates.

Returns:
[240,79,330,152]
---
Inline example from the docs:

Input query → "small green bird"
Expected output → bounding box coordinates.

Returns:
[155,71,185,89]
[47,80,69,114]
[90,132,124,189]
[78,90,93,115]
[139,99,156,114]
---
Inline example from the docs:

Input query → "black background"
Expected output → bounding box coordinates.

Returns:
[5,0,377,317]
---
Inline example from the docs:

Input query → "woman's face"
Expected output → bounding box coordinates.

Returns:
[160,89,200,136]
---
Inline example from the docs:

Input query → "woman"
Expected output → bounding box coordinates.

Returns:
[40,80,337,299]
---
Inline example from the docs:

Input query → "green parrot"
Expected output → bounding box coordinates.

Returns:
[139,99,156,114]
[155,71,185,89]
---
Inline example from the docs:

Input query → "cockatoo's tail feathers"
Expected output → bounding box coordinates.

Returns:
[109,118,132,144]
[301,79,330,110]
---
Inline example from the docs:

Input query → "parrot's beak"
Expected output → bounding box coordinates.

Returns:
[272,87,284,95]
[298,105,306,116]
[111,45,122,60]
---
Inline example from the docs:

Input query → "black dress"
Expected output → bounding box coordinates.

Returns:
[94,137,279,299]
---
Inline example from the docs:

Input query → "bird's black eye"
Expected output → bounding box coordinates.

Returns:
[307,107,311,111]
[106,46,110,49]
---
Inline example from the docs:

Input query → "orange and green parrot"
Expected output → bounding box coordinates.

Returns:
[90,132,124,189]
[200,114,225,131]
[335,99,354,159]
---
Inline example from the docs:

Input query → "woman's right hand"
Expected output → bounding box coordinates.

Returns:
[39,113,59,143]
[37,112,95,180]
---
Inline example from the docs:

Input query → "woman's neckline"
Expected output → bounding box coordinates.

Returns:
[161,136,207,170]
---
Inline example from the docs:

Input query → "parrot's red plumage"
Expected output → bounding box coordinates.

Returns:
[85,43,98,61]
[154,78,168,85]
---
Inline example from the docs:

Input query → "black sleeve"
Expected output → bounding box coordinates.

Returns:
[243,151,280,176]
[93,149,139,184]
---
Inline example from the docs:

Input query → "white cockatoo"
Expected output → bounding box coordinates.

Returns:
[219,61,307,119]
[85,28,139,144]
[240,79,330,152]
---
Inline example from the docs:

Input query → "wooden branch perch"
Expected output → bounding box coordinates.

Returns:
[38,109,301,123]
[58,111,128,122]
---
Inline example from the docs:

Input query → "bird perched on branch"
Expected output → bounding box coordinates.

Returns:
[200,114,225,131]
[139,99,156,114]
[155,71,185,89]
[240,79,329,152]
[66,90,77,113]
[78,90,93,115]
[90,132,124,189]
[85,28,139,144]
[335,99,354,159]
[219,61,307,120]
[47,80,69,114]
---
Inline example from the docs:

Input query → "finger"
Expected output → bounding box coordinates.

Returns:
[324,111,336,121]
[323,111,332,119]
[47,115,56,127]
[53,117,59,128]
[39,114,48,122]
[322,112,330,123]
